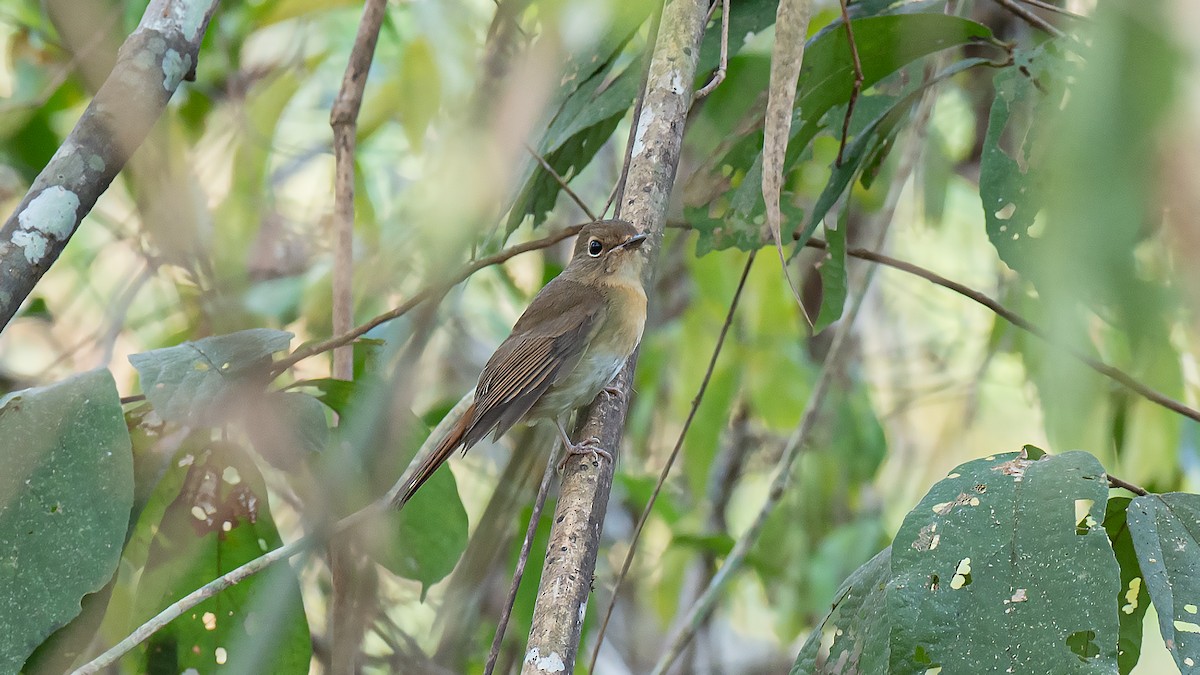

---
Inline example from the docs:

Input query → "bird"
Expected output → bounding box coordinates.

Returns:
[391,219,649,508]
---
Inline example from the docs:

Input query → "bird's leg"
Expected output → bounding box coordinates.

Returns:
[555,418,612,470]
[600,384,623,400]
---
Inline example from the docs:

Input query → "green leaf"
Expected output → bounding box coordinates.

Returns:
[1126,493,1200,674]
[241,392,329,470]
[299,377,358,417]
[375,465,469,598]
[129,329,293,426]
[812,216,847,333]
[132,443,310,673]
[793,547,892,674]
[1104,496,1150,674]
[0,370,133,673]
[887,450,1119,673]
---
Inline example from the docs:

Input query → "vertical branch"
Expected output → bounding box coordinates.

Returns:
[328,2,388,672]
[836,0,864,167]
[520,0,710,672]
[330,0,387,381]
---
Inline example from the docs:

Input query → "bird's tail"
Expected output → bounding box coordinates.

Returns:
[390,402,475,509]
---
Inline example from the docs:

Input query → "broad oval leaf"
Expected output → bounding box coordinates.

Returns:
[129,328,293,426]
[887,449,1119,673]
[792,547,892,674]
[0,369,132,672]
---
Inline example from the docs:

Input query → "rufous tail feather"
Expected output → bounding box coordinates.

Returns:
[391,403,475,509]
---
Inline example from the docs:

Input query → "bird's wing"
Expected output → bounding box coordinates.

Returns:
[460,279,604,450]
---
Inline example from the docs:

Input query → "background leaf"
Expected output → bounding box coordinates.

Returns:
[1127,493,1200,674]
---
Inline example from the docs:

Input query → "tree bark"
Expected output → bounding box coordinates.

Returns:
[521,1,709,672]
[0,0,218,333]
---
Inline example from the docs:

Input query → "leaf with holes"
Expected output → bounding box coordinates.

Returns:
[130,443,310,673]
[979,49,1070,279]
[1126,493,1200,674]
[1104,496,1151,674]
[0,370,132,673]
[792,547,892,674]
[887,449,1119,673]
[129,328,293,426]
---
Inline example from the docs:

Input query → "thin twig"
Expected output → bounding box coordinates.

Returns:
[1108,474,1150,497]
[799,239,1200,427]
[695,0,729,99]
[523,142,598,221]
[271,224,585,375]
[73,503,385,674]
[993,0,1065,37]
[835,0,864,167]
[587,251,755,671]
[484,442,560,675]
[329,0,387,381]
[1017,0,1086,20]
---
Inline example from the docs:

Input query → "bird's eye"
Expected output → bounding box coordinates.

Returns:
[587,239,603,257]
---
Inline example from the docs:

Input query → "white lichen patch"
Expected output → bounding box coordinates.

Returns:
[163,49,191,90]
[14,186,80,263]
[631,108,657,156]
[524,647,566,673]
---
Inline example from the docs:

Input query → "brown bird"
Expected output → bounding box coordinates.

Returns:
[392,219,649,508]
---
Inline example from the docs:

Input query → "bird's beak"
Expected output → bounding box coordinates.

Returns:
[617,233,648,250]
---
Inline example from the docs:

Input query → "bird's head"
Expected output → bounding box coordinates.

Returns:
[565,219,648,286]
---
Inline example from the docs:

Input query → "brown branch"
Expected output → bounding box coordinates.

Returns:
[1108,474,1150,497]
[835,0,864,167]
[270,224,585,375]
[1017,0,1087,20]
[993,0,1065,38]
[523,142,597,221]
[0,0,219,333]
[588,250,755,671]
[521,0,708,670]
[694,0,729,99]
[799,238,1200,426]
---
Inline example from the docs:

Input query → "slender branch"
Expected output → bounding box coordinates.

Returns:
[1017,0,1087,20]
[800,239,1200,427]
[330,0,387,381]
[835,0,864,167]
[587,250,755,671]
[523,142,597,221]
[521,0,707,671]
[0,0,219,333]
[1108,474,1150,497]
[694,0,729,99]
[993,0,1065,37]
[73,503,384,674]
[484,444,559,675]
[271,224,585,375]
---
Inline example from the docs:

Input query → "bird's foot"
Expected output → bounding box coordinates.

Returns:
[557,435,613,471]
[600,385,623,400]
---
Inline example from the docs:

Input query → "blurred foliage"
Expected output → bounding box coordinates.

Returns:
[0,0,1198,672]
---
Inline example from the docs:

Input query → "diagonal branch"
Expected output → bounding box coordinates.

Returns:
[0,0,219,333]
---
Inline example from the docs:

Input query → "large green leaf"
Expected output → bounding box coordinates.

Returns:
[1104,496,1150,674]
[0,369,132,672]
[792,547,892,674]
[1127,493,1200,674]
[131,443,310,673]
[887,449,1119,673]
[129,328,293,426]
[376,459,469,598]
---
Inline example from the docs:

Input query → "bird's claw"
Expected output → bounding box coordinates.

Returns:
[600,385,623,400]
[557,435,613,472]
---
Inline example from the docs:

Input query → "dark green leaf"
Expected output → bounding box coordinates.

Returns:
[0,370,132,673]
[793,547,892,674]
[1104,496,1150,674]
[241,392,329,470]
[813,216,847,333]
[887,450,1119,673]
[129,329,293,426]
[1127,493,1200,674]
[375,465,469,598]
[132,443,310,674]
